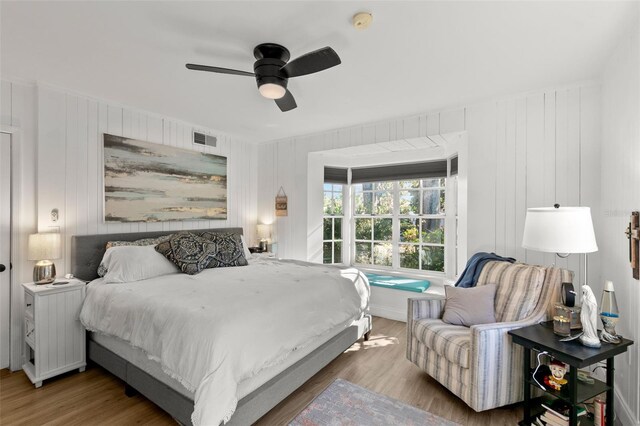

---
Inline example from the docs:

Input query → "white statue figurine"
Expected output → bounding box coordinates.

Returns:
[580,285,601,348]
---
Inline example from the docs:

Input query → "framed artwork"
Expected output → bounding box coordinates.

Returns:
[103,133,227,222]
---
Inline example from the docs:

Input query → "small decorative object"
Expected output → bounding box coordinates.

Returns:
[103,134,228,222]
[257,224,271,252]
[543,360,568,391]
[275,187,288,217]
[568,306,582,329]
[554,303,582,331]
[600,280,622,344]
[577,370,595,384]
[28,233,61,284]
[553,313,571,337]
[625,211,639,279]
[579,285,601,348]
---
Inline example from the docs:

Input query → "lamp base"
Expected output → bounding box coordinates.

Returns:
[33,260,56,285]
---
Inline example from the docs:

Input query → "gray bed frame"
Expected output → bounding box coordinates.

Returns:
[71,228,371,425]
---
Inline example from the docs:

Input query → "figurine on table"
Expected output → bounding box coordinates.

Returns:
[544,360,568,391]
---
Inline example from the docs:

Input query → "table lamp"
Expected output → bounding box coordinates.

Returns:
[257,224,271,252]
[522,205,598,341]
[28,233,61,284]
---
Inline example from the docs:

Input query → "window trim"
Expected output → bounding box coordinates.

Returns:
[322,183,345,265]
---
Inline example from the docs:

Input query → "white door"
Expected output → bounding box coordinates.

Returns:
[0,133,11,369]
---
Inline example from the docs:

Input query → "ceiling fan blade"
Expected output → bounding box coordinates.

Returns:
[185,63,254,77]
[281,47,341,78]
[275,90,297,112]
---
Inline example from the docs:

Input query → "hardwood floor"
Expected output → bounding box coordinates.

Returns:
[0,317,522,425]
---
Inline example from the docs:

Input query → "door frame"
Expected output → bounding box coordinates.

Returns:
[1,125,25,371]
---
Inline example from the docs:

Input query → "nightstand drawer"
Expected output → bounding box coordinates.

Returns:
[25,292,34,317]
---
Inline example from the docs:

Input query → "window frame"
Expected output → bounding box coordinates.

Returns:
[351,178,449,275]
[322,183,345,264]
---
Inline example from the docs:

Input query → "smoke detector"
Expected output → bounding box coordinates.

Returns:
[352,12,373,30]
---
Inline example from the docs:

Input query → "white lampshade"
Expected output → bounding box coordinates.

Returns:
[28,233,61,260]
[522,207,598,254]
[257,224,271,240]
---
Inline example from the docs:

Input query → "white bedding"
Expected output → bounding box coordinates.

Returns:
[79,257,370,426]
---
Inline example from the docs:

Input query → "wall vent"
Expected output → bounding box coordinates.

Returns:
[193,131,217,147]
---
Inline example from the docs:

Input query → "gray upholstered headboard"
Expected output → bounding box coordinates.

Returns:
[71,227,244,282]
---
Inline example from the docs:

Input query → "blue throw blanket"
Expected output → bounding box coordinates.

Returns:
[455,252,516,288]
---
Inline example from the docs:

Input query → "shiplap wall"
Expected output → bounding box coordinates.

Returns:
[600,16,640,426]
[257,83,602,291]
[0,81,37,289]
[35,85,258,277]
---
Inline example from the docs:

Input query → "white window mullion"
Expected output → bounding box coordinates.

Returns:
[342,184,350,265]
[392,181,400,269]
[444,169,455,278]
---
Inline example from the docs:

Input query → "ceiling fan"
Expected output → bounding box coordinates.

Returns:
[186,43,341,112]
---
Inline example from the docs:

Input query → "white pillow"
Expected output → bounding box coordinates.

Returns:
[240,235,253,261]
[101,245,179,283]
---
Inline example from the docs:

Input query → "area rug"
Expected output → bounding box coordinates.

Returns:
[289,378,461,426]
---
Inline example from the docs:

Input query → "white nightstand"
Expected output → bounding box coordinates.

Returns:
[22,279,87,387]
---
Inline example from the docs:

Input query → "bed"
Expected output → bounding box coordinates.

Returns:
[71,228,371,426]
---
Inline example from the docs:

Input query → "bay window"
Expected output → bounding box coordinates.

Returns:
[322,157,458,275]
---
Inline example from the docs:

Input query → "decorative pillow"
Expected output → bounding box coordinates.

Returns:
[97,263,108,278]
[105,235,173,250]
[195,230,247,256]
[240,235,253,261]
[155,232,248,275]
[197,232,249,268]
[442,284,497,327]
[97,234,174,277]
[100,245,179,283]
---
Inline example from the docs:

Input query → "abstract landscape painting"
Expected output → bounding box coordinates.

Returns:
[103,134,227,222]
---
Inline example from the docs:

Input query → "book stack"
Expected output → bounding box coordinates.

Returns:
[537,399,587,426]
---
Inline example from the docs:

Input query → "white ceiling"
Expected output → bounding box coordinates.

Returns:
[1,1,637,143]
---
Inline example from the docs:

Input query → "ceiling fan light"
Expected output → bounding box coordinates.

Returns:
[259,83,286,99]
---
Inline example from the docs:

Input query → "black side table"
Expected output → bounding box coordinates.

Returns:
[509,321,633,426]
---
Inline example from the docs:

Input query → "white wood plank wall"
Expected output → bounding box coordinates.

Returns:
[34,85,258,277]
[600,16,640,426]
[0,81,37,288]
[257,84,602,292]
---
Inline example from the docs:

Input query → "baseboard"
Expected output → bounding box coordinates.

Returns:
[615,387,639,426]
[369,304,407,322]
[368,282,445,323]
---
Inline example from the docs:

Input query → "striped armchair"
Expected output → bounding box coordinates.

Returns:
[406,262,572,412]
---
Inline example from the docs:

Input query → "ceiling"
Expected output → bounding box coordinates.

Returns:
[1,1,637,143]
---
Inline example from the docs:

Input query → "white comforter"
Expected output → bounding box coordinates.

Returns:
[79,257,369,425]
